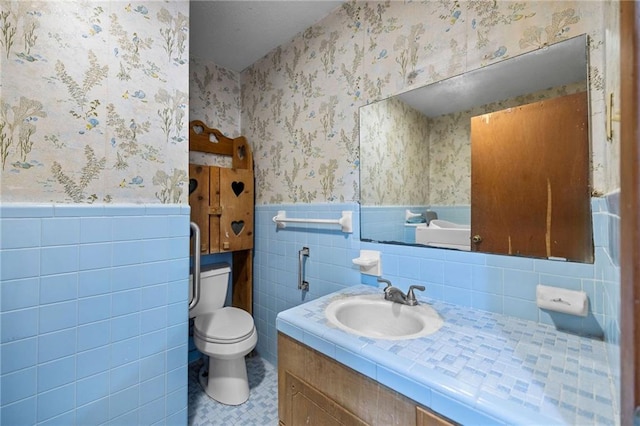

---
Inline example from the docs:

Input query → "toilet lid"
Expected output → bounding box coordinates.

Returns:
[194,307,255,343]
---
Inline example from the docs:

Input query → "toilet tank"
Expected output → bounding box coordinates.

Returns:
[189,262,231,318]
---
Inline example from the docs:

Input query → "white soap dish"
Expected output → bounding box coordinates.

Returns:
[352,250,381,276]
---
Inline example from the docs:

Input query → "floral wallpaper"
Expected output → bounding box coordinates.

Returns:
[239,1,614,205]
[2,1,616,206]
[429,82,587,205]
[360,96,430,205]
[359,78,586,207]
[603,1,620,194]
[0,1,189,204]
[189,56,241,168]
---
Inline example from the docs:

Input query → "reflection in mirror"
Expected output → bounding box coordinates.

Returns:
[470,90,592,262]
[359,35,589,258]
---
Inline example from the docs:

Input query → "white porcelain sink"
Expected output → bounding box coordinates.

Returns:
[325,294,443,340]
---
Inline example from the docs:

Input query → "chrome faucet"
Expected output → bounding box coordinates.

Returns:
[377,277,425,306]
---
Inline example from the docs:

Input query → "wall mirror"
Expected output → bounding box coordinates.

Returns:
[359,34,594,263]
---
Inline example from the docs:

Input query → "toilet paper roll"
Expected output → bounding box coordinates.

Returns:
[536,285,588,317]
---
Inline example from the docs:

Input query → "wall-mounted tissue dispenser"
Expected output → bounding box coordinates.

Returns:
[536,284,588,317]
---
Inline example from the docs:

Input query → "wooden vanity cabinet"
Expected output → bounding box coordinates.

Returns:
[416,406,455,426]
[189,121,254,314]
[278,333,456,426]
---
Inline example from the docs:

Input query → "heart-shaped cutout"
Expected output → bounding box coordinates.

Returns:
[192,125,203,134]
[189,179,198,195]
[231,221,245,236]
[237,145,246,160]
[231,181,244,197]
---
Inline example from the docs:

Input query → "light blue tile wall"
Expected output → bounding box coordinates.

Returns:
[254,204,361,362]
[361,205,471,244]
[429,205,471,226]
[599,191,621,411]
[361,205,421,243]
[0,203,190,426]
[255,199,620,379]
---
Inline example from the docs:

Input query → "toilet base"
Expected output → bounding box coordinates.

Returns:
[199,356,250,406]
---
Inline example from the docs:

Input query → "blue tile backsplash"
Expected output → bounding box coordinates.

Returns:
[254,197,620,416]
[0,203,190,426]
[0,195,620,424]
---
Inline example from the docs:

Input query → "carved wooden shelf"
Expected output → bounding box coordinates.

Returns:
[189,120,254,314]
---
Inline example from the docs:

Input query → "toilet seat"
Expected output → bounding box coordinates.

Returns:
[194,307,255,344]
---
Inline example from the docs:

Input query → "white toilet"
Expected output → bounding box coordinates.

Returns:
[190,263,258,405]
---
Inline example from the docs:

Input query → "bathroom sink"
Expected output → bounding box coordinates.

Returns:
[325,294,443,340]
[415,220,471,251]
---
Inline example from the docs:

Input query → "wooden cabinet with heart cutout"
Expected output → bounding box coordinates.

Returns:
[189,121,254,314]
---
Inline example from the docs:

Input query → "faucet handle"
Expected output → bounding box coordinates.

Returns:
[406,285,426,306]
[377,277,393,290]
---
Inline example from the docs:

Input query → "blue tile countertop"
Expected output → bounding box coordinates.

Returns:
[276,285,617,426]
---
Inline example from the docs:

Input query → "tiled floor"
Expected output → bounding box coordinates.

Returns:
[188,355,279,426]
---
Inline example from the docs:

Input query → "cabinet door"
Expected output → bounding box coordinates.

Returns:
[208,167,221,253]
[219,168,254,251]
[189,164,211,254]
[283,371,366,426]
[416,406,456,426]
[279,333,459,426]
[470,91,593,262]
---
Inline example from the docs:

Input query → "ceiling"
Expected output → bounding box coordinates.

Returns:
[190,1,344,72]
[398,35,588,118]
